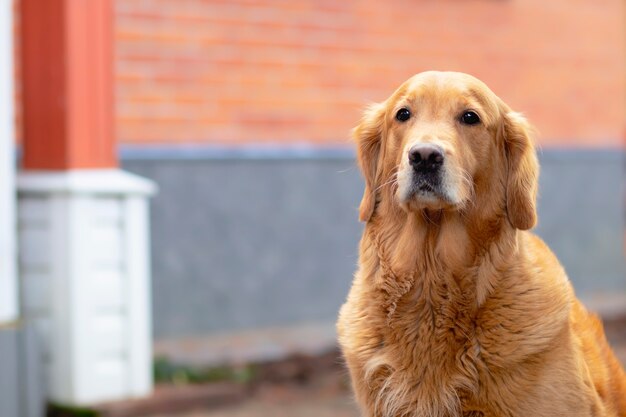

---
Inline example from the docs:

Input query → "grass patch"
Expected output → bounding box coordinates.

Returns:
[153,357,257,385]
[47,403,99,417]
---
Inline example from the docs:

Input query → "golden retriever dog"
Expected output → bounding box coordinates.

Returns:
[337,71,626,417]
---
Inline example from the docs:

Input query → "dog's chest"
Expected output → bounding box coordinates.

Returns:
[366,282,486,416]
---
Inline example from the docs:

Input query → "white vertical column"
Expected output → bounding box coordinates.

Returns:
[18,170,156,404]
[0,0,18,324]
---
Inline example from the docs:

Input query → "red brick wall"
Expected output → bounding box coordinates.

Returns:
[18,0,626,147]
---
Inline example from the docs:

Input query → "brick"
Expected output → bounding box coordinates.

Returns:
[11,0,625,147]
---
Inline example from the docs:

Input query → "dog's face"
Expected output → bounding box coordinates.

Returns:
[388,72,500,212]
[355,71,539,230]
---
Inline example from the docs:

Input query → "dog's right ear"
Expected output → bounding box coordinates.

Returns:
[354,103,386,222]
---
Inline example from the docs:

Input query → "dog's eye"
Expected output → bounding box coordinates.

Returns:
[395,108,411,122]
[460,111,480,125]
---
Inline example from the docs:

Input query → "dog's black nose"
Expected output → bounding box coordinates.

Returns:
[409,145,444,173]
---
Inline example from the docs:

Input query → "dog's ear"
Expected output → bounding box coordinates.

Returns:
[354,103,386,222]
[502,111,539,230]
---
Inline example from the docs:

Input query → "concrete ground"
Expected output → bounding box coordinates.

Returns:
[139,348,359,417]
[142,316,626,417]
[162,378,359,417]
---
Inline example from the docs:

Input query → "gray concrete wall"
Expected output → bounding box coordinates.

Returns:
[0,324,44,417]
[121,148,625,341]
[0,327,19,417]
[535,151,625,296]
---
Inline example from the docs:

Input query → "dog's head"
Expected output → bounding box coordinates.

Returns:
[355,71,538,230]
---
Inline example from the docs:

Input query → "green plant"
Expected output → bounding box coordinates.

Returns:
[153,357,256,385]
[47,403,99,417]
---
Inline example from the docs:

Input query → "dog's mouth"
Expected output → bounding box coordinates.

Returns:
[396,164,461,211]
[417,182,436,193]
[399,171,458,211]
[411,175,444,198]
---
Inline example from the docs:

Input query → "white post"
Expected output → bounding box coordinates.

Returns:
[0,0,18,324]
[18,170,156,404]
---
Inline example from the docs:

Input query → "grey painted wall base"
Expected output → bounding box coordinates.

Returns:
[0,323,44,417]
[154,321,337,368]
[122,148,625,341]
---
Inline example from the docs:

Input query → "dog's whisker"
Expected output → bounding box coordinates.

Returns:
[374,172,399,194]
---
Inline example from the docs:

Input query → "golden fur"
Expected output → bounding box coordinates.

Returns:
[337,71,626,417]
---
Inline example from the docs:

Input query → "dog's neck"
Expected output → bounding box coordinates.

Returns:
[366,197,519,320]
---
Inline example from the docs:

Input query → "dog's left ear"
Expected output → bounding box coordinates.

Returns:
[502,111,539,230]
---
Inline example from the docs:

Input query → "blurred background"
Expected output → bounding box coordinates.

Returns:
[0,0,624,416]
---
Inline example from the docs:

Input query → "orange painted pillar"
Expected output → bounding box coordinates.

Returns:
[20,0,116,170]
